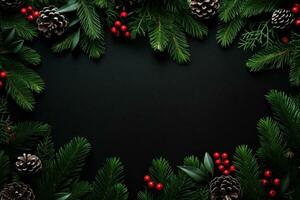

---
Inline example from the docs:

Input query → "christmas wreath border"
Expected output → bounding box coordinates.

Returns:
[0,0,300,199]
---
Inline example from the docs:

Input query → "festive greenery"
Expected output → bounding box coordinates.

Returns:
[0,0,300,199]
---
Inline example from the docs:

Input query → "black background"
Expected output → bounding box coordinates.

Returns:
[15,26,293,198]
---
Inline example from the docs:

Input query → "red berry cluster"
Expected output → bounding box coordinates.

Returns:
[143,175,164,191]
[111,10,131,39]
[261,170,281,198]
[213,152,236,176]
[20,6,40,22]
[0,70,7,89]
[282,3,300,44]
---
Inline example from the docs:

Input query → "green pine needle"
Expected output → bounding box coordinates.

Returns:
[149,158,174,183]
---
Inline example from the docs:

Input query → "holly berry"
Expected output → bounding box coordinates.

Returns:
[21,8,27,15]
[111,27,118,34]
[273,178,280,186]
[120,11,128,18]
[221,153,229,159]
[144,175,151,182]
[295,18,300,27]
[218,165,225,172]
[268,189,277,198]
[33,11,40,18]
[121,25,128,32]
[27,15,34,21]
[229,165,236,172]
[281,36,289,44]
[156,183,164,191]
[148,181,155,189]
[215,159,222,165]
[264,170,272,178]
[114,20,122,27]
[27,6,33,11]
[124,31,131,38]
[0,71,7,79]
[292,5,300,14]
[223,170,230,176]
[261,179,268,186]
[213,152,220,159]
[223,159,230,166]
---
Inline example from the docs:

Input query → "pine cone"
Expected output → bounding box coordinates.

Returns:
[16,153,42,175]
[190,0,220,20]
[36,5,69,38]
[210,175,241,200]
[0,182,35,200]
[0,0,22,10]
[271,9,294,30]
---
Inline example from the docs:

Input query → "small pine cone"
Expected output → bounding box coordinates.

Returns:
[16,153,42,175]
[0,182,35,200]
[271,9,294,30]
[36,5,69,38]
[210,175,241,200]
[0,0,22,10]
[190,0,220,20]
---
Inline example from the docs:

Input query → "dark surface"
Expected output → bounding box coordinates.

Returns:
[16,27,292,198]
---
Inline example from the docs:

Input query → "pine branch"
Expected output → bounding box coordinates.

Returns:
[137,191,153,200]
[17,46,41,66]
[0,151,9,188]
[76,0,102,40]
[217,18,246,48]
[246,44,291,72]
[149,158,174,183]
[8,122,50,155]
[218,0,243,23]
[266,90,300,151]
[239,0,280,18]
[80,32,105,59]
[36,137,91,200]
[90,157,128,200]
[69,181,91,200]
[234,145,265,200]
[178,14,208,39]
[289,57,300,86]
[257,117,288,171]
[129,9,150,38]
[37,136,55,169]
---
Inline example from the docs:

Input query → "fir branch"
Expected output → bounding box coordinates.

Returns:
[90,157,128,200]
[257,117,288,171]
[178,14,208,39]
[149,158,174,183]
[69,181,91,200]
[239,0,280,18]
[266,90,300,150]
[0,151,9,188]
[37,136,55,169]
[137,191,153,200]
[76,0,102,40]
[36,137,91,200]
[217,18,246,48]
[52,29,81,52]
[234,145,265,200]
[218,0,243,23]
[129,9,150,38]
[17,46,41,66]
[80,32,105,59]
[246,44,291,72]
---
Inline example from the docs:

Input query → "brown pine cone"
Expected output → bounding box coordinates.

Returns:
[210,175,241,200]
[0,182,35,200]
[16,153,42,175]
[0,0,22,10]
[36,5,69,38]
[190,0,220,20]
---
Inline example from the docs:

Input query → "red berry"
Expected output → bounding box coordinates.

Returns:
[27,15,34,21]
[268,189,277,198]
[124,31,131,38]
[221,153,229,159]
[261,179,268,186]
[156,183,164,191]
[27,6,33,11]
[111,26,118,34]
[148,181,155,189]
[218,165,225,172]
[33,11,40,18]
[273,178,281,186]
[223,170,230,176]
[223,159,230,166]
[264,170,272,178]
[0,71,7,79]
[215,159,222,165]
[292,6,300,14]
[121,25,128,32]
[295,18,300,26]
[144,175,151,182]
[21,8,27,15]
[213,152,220,159]
[229,165,236,172]
[114,20,122,27]
[120,11,128,18]
[281,36,289,44]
